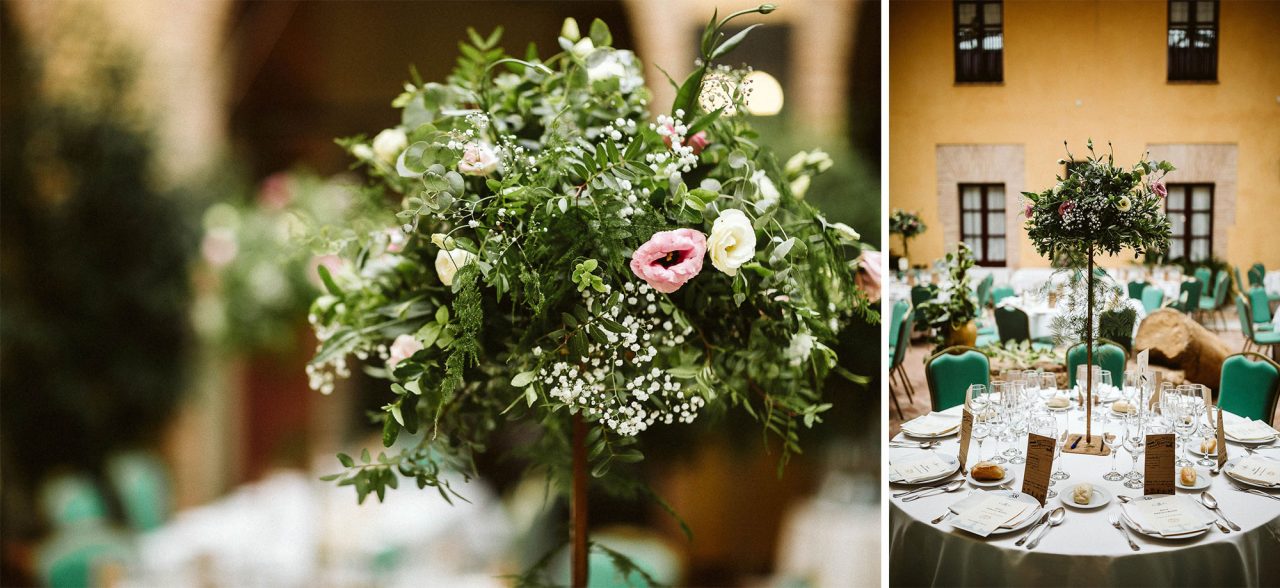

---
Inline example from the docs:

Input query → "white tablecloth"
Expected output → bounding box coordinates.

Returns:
[1266,271,1280,299]
[889,405,1280,586]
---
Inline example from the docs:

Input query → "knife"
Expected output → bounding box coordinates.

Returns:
[1015,512,1051,547]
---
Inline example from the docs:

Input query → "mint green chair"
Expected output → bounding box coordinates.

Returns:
[925,346,991,412]
[1194,267,1212,289]
[994,306,1054,350]
[975,274,996,336]
[1238,294,1280,354]
[1141,285,1165,314]
[1248,263,1265,288]
[1248,286,1273,330]
[888,299,910,360]
[1200,272,1230,330]
[1218,352,1280,426]
[1066,340,1127,389]
[1169,279,1202,316]
[991,285,1015,305]
[1127,280,1149,300]
[36,475,135,588]
[889,302,916,419]
[106,451,171,532]
[1232,266,1247,296]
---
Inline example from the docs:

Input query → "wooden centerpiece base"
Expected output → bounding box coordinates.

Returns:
[1062,433,1112,456]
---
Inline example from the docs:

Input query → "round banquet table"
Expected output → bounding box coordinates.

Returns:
[889,405,1280,587]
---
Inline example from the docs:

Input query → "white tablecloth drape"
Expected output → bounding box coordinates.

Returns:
[889,405,1280,587]
[1265,271,1280,299]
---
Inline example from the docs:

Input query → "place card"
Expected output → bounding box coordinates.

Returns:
[1124,496,1211,536]
[889,453,953,483]
[1144,433,1176,495]
[958,408,974,474]
[1020,433,1056,505]
[1216,406,1228,470]
[951,495,1032,537]
[1229,456,1280,486]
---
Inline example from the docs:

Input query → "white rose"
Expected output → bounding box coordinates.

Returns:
[830,222,860,242]
[387,334,424,370]
[752,169,779,201]
[1116,196,1132,212]
[707,208,757,276]
[372,128,408,163]
[435,247,477,286]
[458,142,500,176]
[789,175,811,199]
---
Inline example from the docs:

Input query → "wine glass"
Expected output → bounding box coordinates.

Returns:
[1196,389,1217,467]
[1102,427,1123,481]
[1173,387,1198,468]
[1095,370,1113,424]
[1041,372,1058,402]
[1025,370,1042,402]
[1122,415,1146,490]
[1003,381,1028,464]
[1031,414,1059,498]
[988,381,1009,464]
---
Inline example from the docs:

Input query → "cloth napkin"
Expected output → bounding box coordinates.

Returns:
[948,492,1038,529]
[1223,413,1279,441]
[888,453,953,483]
[1120,496,1214,537]
[901,412,961,436]
[1228,455,1280,487]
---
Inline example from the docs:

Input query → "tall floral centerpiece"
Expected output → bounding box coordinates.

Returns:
[304,7,874,584]
[889,208,926,267]
[1022,140,1172,444]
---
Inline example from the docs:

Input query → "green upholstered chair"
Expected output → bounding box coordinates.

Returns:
[993,306,1054,351]
[1248,263,1265,288]
[1099,309,1136,353]
[1127,280,1149,300]
[36,475,135,588]
[106,451,171,532]
[1237,294,1280,354]
[1232,266,1246,296]
[1194,267,1212,288]
[1169,279,1202,316]
[975,274,996,335]
[1199,272,1230,330]
[1065,340,1127,389]
[991,285,1015,305]
[888,299,910,359]
[1140,285,1165,314]
[889,303,917,419]
[1218,352,1280,426]
[1248,286,1273,330]
[925,346,991,412]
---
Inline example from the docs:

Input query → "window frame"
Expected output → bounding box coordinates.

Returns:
[1167,0,1219,82]
[953,0,1004,84]
[958,183,1008,267]
[1165,183,1215,262]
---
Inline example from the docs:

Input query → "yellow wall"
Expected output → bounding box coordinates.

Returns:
[890,0,1280,271]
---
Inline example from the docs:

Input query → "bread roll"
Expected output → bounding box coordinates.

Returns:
[1112,400,1135,414]
[1180,466,1197,486]
[1200,438,1217,454]
[971,461,1005,481]
[1047,396,1070,409]
[1072,483,1093,505]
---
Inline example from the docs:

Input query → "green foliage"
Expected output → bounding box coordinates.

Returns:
[914,242,979,346]
[888,209,926,239]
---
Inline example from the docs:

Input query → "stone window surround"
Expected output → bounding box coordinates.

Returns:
[1145,143,1237,262]
[935,144,1025,268]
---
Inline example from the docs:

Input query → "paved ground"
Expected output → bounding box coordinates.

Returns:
[888,309,1276,438]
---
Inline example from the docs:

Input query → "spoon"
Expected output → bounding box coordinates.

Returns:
[1110,513,1140,551]
[1026,507,1066,550]
[1015,512,1051,546]
[1200,491,1241,531]
[903,479,967,502]
[893,479,964,499]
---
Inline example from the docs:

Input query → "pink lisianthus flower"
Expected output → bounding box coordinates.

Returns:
[385,228,407,253]
[1151,180,1167,199]
[856,250,883,303]
[387,334,424,370]
[257,173,292,211]
[1024,201,1034,219]
[308,254,344,288]
[629,229,707,293]
[1058,200,1075,217]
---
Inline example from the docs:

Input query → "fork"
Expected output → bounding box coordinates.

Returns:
[1110,513,1140,551]
[1236,487,1280,501]
[931,490,975,524]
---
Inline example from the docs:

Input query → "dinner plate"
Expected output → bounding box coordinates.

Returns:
[1188,445,1218,458]
[1226,432,1278,445]
[1224,457,1280,490]
[1045,401,1072,412]
[949,490,1043,536]
[1176,469,1211,491]
[888,452,960,485]
[967,468,1016,488]
[1059,484,1111,509]
[1120,496,1213,539]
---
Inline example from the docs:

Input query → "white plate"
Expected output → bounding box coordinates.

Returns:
[967,468,1016,488]
[950,490,1043,536]
[1226,433,1278,445]
[1109,408,1139,418]
[1045,402,1073,412]
[888,452,960,485]
[1176,469,1211,491]
[1120,496,1213,539]
[1224,457,1280,490]
[1188,445,1218,458]
[1059,484,1111,509]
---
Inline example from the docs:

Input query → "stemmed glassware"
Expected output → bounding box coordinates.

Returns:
[1123,414,1146,490]
[1051,418,1070,482]
[1031,413,1059,498]
[1040,372,1057,402]
[988,381,1008,464]
[1005,381,1028,464]
[1172,386,1199,468]
[1102,425,1123,481]
[1196,386,1217,467]
[968,384,989,462]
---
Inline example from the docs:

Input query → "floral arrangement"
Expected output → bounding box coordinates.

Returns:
[888,208,926,262]
[1022,140,1173,263]
[914,242,979,350]
[195,172,362,354]
[304,5,874,533]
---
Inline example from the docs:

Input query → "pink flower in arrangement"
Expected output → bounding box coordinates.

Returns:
[1058,200,1075,217]
[1024,201,1034,219]
[1152,180,1167,199]
[661,124,710,156]
[385,228,407,253]
[387,334,424,370]
[629,229,707,293]
[257,173,292,211]
[308,254,345,288]
[856,250,883,303]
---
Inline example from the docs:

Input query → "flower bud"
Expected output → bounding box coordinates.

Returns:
[561,17,581,42]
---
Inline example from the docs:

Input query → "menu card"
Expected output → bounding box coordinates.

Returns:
[958,408,974,474]
[1229,456,1280,487]
[889,453,953,483]
[951,494,1033,537]
[1216,406,1228,470]
[1144,434,1176,495]
[1123,496,1213,536]
[1020,433,1056,506]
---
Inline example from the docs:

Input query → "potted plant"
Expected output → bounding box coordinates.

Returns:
[915,242,980,349]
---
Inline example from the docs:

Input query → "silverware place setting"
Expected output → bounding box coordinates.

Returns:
[1110,513,1140,551]
[1025,507,1066,550]
[902,479,967,502]
[892,478,964,499]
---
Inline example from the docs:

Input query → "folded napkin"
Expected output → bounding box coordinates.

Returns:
[949,492,1038,529]
[1229,455,1280,487]
[901,412,962,436]
[1121,496,1214,537]
[1223,414,1279,441]
[888,453,954,483]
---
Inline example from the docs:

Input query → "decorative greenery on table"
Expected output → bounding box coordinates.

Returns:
[888,208,926,261]
[302,7,874,577]
[914,242,979,352]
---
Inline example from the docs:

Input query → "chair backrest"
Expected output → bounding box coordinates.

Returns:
[910,285,934,329]
[1099,309,1135,352]
[1218,352,1280,426]
[1248,263,1265,287]
[1065,340,1127,389]
[1213,272,1229,306]
[1231,266,1245,295]
[1127,280,1148,300]
[1248,286,1272,325]
[994,305,1031,343]
[977,274,994,309]
[925,346,991,412]
[991,285,1015,305]
[1236,294,1256,339]
[892,304,914,369]
[1140,285,1164,314]
[889,299,910,350]
[1194,267,1212,288]
[1180,279,1202,311]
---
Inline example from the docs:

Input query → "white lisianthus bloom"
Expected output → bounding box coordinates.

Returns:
[784,151,807,176]
[571,37,595,59]
[435,248,477,286]
[806,149,833,172]
[430,233,454,250]
[786,332,815,366]
[707,209,757,276]
[458,142,500,176]
[830,222,860,242]
[372,128,408,163]
[789,175,811,199]
[1116,196,1132,212]
[752,169,779,201]
[560,17,581,42]
[387,334,424,370]
[587,51,626,82]
[351,143,375,161]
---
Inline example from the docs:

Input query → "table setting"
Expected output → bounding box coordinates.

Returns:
[889,373,1280,586]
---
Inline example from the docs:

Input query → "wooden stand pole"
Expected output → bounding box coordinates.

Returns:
[571,414,589,588]
[1085,251,1094,444]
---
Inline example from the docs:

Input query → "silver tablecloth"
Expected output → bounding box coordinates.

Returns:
[889,406,1280,586]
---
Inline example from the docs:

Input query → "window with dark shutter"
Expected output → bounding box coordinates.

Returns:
[1165,184,1214,261]
[959,184,1007,266]
[955,0,1003,83]
[1168,0,1218,82]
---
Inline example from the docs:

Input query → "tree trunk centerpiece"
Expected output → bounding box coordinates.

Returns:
[1022,140,1174,452]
